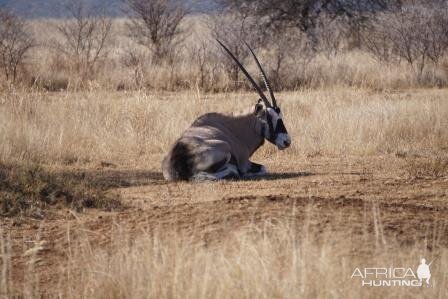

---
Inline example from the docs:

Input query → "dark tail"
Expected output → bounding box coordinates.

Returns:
[168,141,194,180]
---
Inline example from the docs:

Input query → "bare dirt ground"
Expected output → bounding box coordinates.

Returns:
[2,155,447,293]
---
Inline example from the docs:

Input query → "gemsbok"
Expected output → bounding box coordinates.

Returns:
[162,40,291,181]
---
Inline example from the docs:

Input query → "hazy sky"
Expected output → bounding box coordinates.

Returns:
[0,0,218,17]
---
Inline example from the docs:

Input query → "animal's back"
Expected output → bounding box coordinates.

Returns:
[191,113,230,128]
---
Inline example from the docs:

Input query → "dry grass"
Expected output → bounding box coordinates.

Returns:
[1,88,447,167]
[2,44,448,297]
[72,226,447,299]
[2,216,447,298]
[0,161,121,218]
[404,156,448,179]
[0,11,447,298]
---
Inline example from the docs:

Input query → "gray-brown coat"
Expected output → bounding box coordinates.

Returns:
[162,41,291,181]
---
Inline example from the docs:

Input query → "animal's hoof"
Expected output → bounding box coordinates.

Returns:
[244,166,268,178]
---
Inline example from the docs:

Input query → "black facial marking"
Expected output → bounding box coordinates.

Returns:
[266,112,275,138]
[275,119,287,134]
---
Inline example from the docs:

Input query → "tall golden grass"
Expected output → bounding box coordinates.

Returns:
[2,82,448,298]
[70,225,447,299]
[2,214,447,298]
[1,88,447,167]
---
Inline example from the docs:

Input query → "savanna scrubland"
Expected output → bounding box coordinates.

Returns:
[1,0,448,298]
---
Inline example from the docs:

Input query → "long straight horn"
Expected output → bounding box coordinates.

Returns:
[216,39,272,108]
[245,42,278,107]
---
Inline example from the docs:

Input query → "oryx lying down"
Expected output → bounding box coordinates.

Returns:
[162,40,291,181]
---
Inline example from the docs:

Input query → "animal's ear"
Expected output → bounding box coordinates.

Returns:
[254,104,263,115]
[254,102,263,115]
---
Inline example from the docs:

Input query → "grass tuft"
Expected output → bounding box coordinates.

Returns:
[403,156,448,179]
[0,161,121,218]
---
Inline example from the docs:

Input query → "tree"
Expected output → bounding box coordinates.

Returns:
[188,37,215,91]
[0,9,34,83]
[266,27,315,89]
[209,7,264,90]
[124,0,188,62]
[52,0,112,81]
[218,0,401,48]
[362,5,448,79]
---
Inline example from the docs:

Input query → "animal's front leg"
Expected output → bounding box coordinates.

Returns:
[244,161,267,177]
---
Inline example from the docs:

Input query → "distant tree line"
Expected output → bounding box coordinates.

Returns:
[1,0,448,89]
[215,0,448,80]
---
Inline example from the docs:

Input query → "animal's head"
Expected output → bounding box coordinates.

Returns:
[217,40,291,150]
[254,100,290,149]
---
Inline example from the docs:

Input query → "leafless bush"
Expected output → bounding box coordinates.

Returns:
[361,16,394,63]
[51,0,112,83]
[125,0,188,63]
[120,45,147,89]
[219,0,401,49]
[362,6,448,78]
[208,9,263,90]
[189,41,209,90]
[265,27,315,90]
[0,9,34,84]
[422,8,448,65]
[187,36,220,91]
[314,15,348,58]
